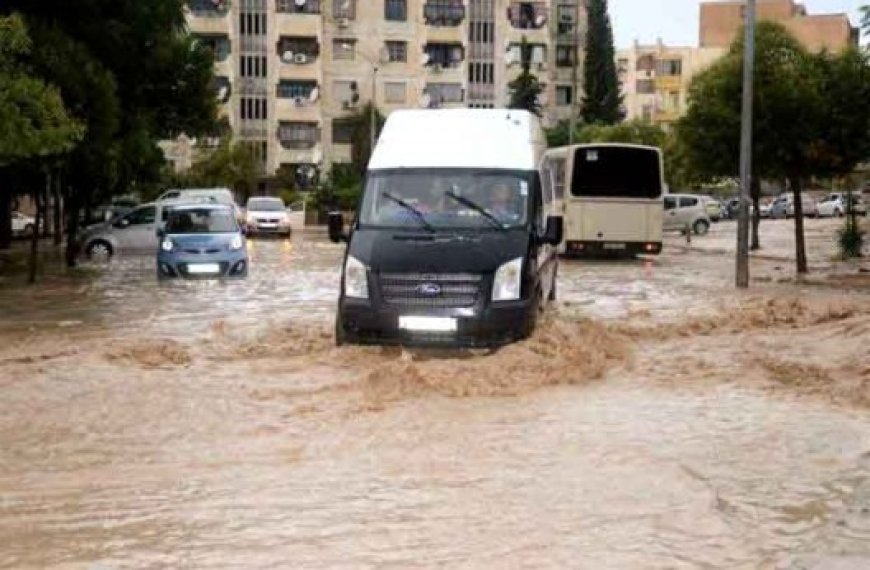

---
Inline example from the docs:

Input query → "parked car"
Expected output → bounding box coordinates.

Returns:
[157,203,248,280]
[664,195,712,235]
[701,196,723,222]
[759,200,773,218]
[79,203,158,259]
[769,193,817,219]
[816,193,867,217]
[244,196,292,237]
[11,211,35,236]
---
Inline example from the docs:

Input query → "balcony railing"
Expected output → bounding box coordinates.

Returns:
[277,37,320,64]
[187,0,230,17]
[194,34,231,62]
[278,122,320,149]
[424,43,465,69]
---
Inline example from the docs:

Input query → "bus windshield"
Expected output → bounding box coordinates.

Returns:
[359,169,532,231]
[571,146,662,199]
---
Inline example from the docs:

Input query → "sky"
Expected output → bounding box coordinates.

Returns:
[609,0,865,48]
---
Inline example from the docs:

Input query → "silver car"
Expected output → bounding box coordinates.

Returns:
[79,203,159,259]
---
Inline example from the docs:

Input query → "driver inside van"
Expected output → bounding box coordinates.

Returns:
[487,182,520,222]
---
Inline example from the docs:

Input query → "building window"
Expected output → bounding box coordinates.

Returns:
[385,0,407,21]
[278,122,319,149]
[384,82,407,103]
[508,2,548,30]
[332,80,355,103]
[556,45,576,67]
[425,83,464,104]
[636,54,655,72]
[240,97,267,120]
[333,39,356,60]
[636,79,655,94]
[556,85,573,106]
[333,0,356,19]
[276,0,320,13]
[277,80,318,100]
[332,119,355,144]
[425,43,464,68]
[385,41,407,62]
[239,55,268,78]
[424,1,465,26]
[556,3,576,35]
[507,43,546,66]
[657,58,683,76]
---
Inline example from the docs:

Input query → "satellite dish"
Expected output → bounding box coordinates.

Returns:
[216,86,228,101]
[309,86,320,102]
[282,51,294,62]
[420,93,432,108]
[534,14,547,27]
[420,53,431,66]
[295,0,306,6]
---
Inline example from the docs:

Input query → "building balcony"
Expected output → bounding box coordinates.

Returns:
[277,63,320,82]
[424,2,466,27]
[186,0,231,34]
[276,143,322,166]
[424,43,465,70]
[275,12,323,37]
[655,75,682,91]
[426,26,465,44]
[653,108,680,123]
[277,37,320,64]
[276,98,322,122]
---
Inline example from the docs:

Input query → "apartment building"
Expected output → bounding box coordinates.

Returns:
[617,41,725,131]
[700,0,859,53]
[184,0,588,181]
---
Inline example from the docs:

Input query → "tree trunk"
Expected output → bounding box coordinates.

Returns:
[750,178,761,251]
[64,186,79,268]
[0,187,12,250]
[53,170,63,246]
[28,174,47,284]
[789,175,808,274]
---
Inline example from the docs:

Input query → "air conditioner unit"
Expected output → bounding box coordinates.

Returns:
[336,17,349,28]
[294,53,308,64]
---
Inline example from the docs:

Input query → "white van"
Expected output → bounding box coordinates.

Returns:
[327,109,563,347]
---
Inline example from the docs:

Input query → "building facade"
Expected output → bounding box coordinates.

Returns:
[185,0,588,180]
[617,41,725,131]
[700,0,859,53]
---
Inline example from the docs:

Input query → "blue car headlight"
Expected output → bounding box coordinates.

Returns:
[229,235,243,251]
[161,238,174,252]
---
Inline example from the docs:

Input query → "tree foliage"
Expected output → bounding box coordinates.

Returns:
[507,36,543,117]
[165,141,261,203]
[582,0,623,125]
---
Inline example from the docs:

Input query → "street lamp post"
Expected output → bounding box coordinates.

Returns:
[736,0,756,289]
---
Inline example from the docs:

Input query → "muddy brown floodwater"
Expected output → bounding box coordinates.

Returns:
[1,223,869,568]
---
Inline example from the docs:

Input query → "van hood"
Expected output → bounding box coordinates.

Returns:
[349,228,530,274]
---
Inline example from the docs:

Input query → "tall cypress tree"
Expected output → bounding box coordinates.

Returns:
[508,36,543,116]
[582,0,623,124]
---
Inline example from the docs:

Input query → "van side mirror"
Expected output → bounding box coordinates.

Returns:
[544,216,563,246]
[156,227,165,238]
[114,218,130,229]
[327,211,347,243]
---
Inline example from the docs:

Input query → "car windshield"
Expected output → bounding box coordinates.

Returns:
[247,198,285,211]
[165,208,237,234]
[359,169,532,231]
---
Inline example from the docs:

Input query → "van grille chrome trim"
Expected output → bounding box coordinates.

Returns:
[379,273,482,308]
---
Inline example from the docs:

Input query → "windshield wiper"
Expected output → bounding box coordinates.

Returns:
[382,192,435,233]
[445,191,506,231]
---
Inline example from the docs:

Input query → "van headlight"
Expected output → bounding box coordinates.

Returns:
[492,257,523,301]
[344,256,369,299]
[161,238,174,252]
[230,235,243,250]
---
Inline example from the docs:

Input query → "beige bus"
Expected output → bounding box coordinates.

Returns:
[544,143,664,256]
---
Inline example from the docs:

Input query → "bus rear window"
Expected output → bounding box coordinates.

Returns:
[571,147,662,199]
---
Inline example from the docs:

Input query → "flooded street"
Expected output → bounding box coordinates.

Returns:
[2,220,870,568]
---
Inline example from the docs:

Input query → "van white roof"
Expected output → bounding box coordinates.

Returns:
[369,109,546,171]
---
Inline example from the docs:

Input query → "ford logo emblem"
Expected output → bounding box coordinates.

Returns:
[418,283,442,297]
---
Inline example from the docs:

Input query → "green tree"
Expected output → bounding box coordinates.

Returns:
[0,0,218,265]
[343,102,385,178]
[582,0,623,125]
[0,14,82,260]
[507,36,543,116]
[175,141,263,203]
[576,120,666,147]
[676,23,820,269]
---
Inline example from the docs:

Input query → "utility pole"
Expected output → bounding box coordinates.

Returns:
[569,1,580,145]
[736,0,756,289]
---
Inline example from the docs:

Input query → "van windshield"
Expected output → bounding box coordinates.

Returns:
[572,147,662,199]
[166,208,237,234]
[359,169,532,231]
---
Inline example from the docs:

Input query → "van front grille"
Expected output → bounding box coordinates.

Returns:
[379,273,483,309]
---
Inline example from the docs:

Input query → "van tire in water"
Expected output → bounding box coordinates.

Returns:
[693,220,710,236]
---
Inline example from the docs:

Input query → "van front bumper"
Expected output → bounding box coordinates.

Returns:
[337,298,536,348]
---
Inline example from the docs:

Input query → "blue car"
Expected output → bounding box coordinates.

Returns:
[157,203,248,279]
